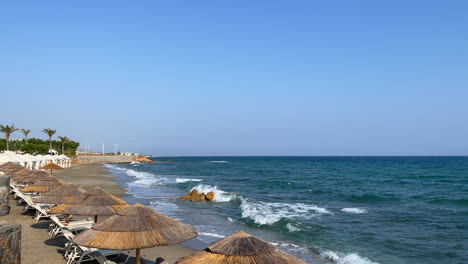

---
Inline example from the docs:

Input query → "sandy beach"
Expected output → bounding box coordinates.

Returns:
[1,162,195,264]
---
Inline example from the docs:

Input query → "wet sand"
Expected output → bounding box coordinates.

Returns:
[1,162,196,264]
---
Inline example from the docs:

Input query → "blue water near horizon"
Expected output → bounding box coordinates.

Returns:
[104,156,468,264]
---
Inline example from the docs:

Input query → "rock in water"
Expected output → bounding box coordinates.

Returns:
[131,156,155,163]
[205,192,214,201]
[178,190,215,202]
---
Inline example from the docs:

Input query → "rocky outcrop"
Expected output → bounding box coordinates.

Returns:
[131,156,155,163]
[179,190,215,202]
[0,175,9,216]
[0,225,21,264]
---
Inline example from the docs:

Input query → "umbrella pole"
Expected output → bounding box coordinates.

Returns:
[94,215,98,223]
[136,248,140,264]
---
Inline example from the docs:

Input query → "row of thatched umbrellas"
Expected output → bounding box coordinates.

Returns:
[0,161,307,264]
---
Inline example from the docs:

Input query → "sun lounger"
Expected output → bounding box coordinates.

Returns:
[33,204,51,222]
[49,215,94,237]
[62,230,128,264]
[13,191,36,210]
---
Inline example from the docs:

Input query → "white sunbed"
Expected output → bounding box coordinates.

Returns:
[13,191,36,211]
[62,230,128,264]
[33,204,52,222]
[49,215,94,238]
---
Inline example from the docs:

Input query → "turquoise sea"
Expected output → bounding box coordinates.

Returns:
[104,157,468,264]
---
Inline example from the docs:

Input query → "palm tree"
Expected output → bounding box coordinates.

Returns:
[58,136,69,155]
[42,128,57,150]
[21,129,32,144]
[0,125,19,151]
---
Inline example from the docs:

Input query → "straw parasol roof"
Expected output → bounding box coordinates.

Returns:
[41,162,64,174]
[41,162,64,170]
[10,168,32,176]
[50,187,128,221]
[0,162,22,170]
[175,231,307,264]
[74,203,198,264]
[34,184,86,204]
[1,165,27,174]
[21,176,64,193]
[13,171,51,185]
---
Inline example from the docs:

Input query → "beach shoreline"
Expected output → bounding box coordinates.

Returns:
[2,162,196,264]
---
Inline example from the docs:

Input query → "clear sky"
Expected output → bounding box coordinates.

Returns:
[1,1,467,156]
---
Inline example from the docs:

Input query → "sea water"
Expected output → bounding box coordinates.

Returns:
[104,157,468,264]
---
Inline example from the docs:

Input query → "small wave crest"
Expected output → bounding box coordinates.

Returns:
[321,250,381,264]
[199,232,226,238]
[191,184,237,202]
[341,208,367,214]
[209,161,229,163]
[286,223,301,232]
[240,198,333,225]
[176,178,203,183]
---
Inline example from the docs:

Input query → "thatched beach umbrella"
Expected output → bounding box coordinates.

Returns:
[10,168,32,176]
[50,187,128,222]
[13,170,48,179]
[176,231,307,264]
[74,203,198,264]
[40,162,64,174]
[34,184,86,204]
[13,171,51,186]
[0,162,22,171]
[21,176,64,193]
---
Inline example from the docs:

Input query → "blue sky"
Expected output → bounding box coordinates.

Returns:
[1,1,467,155]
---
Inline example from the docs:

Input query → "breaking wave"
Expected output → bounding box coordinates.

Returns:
[321,250,381,264]
[104,164,169,187]
[240,198,333,225]
[191,184,237,202]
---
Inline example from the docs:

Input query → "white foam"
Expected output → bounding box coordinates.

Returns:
[124,168,155,179]
[341,208,367,214]
[104,164,169,187]
[130,161,140,164]
[321,250,380,264]
[130,178,161,187]
[150,200,180,214]
[227,217,234,222]
[286,223,301,232]
[176,178,203,183]
[103,164,126,171]
[199,232,226,238]
[191,184,237,202]
[240,198,333,225]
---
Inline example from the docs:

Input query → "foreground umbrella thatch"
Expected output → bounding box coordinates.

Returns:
[21,176,64,193]
[176,231,307,264]
[74,203,198,264]
[40,162,64,174]
[50,187,128,222]
[34,183,86,204]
